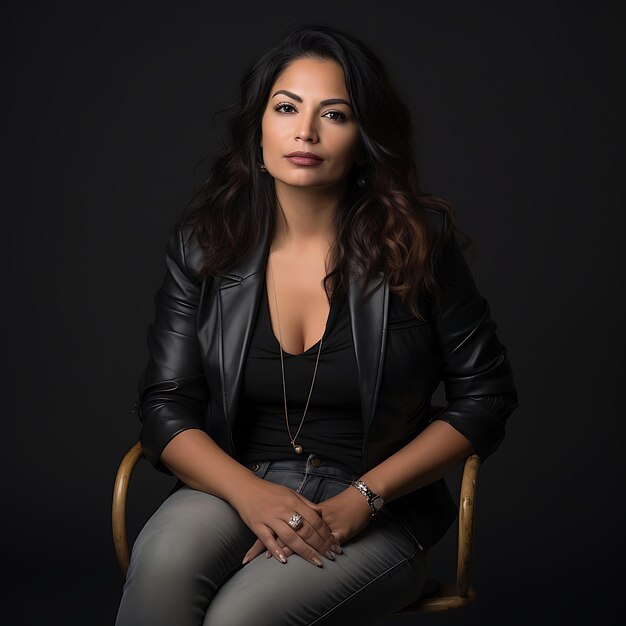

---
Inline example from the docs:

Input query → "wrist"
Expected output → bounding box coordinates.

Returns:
[351,479,385,516]
[227,471,264,512]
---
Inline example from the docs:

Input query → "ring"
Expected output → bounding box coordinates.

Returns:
[287,512,303,531]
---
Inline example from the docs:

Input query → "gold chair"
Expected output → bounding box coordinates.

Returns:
[112,441,481,614]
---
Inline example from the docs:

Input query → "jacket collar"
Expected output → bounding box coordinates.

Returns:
[214,208,388,442]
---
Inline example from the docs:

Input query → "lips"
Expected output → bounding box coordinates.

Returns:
[285,151,323,160]
[285,151,324,166]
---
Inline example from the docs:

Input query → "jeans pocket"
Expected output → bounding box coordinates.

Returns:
[245,460,271,479]
[262,468,310,492]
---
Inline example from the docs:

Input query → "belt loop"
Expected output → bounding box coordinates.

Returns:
[304,452,313,475]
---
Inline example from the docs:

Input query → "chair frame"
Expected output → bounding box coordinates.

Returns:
[112,443,481,614]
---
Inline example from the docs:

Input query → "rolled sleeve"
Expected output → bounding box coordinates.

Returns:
[134,223,210,474]
[427,212,520,463]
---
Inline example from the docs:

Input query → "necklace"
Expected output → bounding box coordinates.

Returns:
[268,250,324,455]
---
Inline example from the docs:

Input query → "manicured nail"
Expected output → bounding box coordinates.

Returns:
[265,550,272,559]
[325,550,335,561]
[279,553,288,564]
[312,556,323,567]
[331,544,343,554]
[242,555,250,564]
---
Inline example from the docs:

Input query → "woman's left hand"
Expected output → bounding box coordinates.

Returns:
[242,484,374,563]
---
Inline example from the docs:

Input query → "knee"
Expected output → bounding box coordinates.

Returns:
[203,578,297,626]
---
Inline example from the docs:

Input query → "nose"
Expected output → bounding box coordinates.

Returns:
[295,111,319,143]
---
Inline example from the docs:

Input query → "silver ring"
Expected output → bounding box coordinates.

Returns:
[287,512,303,531]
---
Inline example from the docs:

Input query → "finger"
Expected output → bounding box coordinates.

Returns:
[291,496,338,552]
[267,536,293,559]
[289,509,336,558]
[265,531,337,561]
[274,520,327,568]
[267,548,293,558]
[242,537,269,564]
[293,494,342,553]
[256,524,290,565]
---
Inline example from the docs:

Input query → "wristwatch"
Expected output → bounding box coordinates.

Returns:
[351,479,385,516]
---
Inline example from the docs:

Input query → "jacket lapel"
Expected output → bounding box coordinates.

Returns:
[215,209,388,446]
[348,263,388,439]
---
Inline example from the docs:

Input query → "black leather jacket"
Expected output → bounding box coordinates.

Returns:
[134,205,520,551]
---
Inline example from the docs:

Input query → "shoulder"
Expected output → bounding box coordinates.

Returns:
[418,204,455,252]
[419,204,450,238]
[416,203,462,274]
[170,220,205,285]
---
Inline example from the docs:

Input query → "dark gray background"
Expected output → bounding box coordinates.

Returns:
[4,1,623,624]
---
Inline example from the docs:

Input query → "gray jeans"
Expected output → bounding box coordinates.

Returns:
[115,452,429,626]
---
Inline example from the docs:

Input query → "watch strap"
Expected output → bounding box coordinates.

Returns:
[351,479,384,516]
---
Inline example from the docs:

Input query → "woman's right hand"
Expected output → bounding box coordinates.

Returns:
[231,476,341,567]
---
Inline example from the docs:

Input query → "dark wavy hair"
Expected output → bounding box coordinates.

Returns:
[179,22,470,321]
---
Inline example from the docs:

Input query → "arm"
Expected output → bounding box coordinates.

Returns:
[159,428,259,507]
[359,217,520,503]
[359,395,518,503]
[135,223,257,503]
[263,214,520,555]
[136,222,209,474]
[139,226,340,565]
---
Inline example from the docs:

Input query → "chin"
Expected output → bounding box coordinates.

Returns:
[282,171,348,187]
[275,173,328,187]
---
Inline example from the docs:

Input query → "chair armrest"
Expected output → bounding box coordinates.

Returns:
[112,442,144,576]
[430,404,482,595]
[457,453,481,596]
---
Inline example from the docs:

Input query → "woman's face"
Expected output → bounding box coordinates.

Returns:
[260,57,362,190]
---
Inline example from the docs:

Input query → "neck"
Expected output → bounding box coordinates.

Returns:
[271,179,346,252]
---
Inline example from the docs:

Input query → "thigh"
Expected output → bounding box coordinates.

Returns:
[116,486,256,626]
[202,473,429,626]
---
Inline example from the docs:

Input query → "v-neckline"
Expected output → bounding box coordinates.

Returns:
[264,276,335,357]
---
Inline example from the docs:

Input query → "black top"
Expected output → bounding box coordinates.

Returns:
[237,275,364,474]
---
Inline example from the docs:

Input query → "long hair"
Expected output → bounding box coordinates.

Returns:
[179,23,470,321]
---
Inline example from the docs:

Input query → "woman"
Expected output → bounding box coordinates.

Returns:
[116,24,519,626]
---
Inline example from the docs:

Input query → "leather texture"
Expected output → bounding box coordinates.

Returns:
[133,204,519,551]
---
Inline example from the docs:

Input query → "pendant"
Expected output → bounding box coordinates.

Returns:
[293,444,303,454]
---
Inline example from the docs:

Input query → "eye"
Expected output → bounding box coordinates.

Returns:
[323,110,347,122]
[274,102,297,114]
[273,102,347,122]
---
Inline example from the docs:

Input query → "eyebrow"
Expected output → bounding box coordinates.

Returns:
[271,89,353,109]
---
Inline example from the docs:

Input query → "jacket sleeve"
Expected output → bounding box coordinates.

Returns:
[427,213,520,463]
[134,223,210,475]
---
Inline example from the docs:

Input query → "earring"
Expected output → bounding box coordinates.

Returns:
[356,174,366,187]
[257,162,267,173]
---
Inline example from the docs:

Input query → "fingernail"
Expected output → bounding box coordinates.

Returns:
[325,550,335,561]
[279,553,288,564]
[266,550,271,558]
[312,556,323,567]
[332,545,343,554]
[242,555,250,564]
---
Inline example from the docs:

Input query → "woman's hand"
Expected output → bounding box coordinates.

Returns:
[242,483,373,563]
[232,476,342,568]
